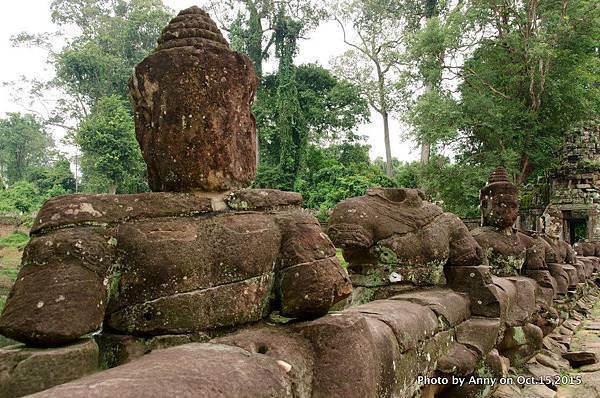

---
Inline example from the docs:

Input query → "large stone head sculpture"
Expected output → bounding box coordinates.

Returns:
[128,6,258,192]
[480,166,519,229]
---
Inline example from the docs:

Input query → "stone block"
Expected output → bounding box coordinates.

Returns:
[437,343,480,376]
[561,264,579,289]
[346,299,439,351]
[0,339,98,398]
[32,192,213,233]
[455,318,501,356]
[505,276,537,324]
[278,257,352,319]
[213,326,314,397]
[390,288,471,327]
[547,264,569,294]
[275,211,336,268]
[498,323,544,366]
[106,274,273,335]
[107,215,281,313]
[95,332,206,369]
[295,312,401,398]
[562,351,597,367]
[226,189,302,211]
[29,343,294,397]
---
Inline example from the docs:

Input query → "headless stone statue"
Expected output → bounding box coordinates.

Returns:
[327,187,484,304]
[0,6,351,347]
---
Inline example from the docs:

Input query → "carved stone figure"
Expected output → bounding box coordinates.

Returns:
[0,7,351,347]
[471,166,544,276]
[327,187,484,303]
[539,204,584,291]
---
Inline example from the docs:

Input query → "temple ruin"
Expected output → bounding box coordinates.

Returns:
[519,122,600,243]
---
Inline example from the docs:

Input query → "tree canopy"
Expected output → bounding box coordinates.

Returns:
[76,95,145,194]
[0,113,54,184]
[2,0,599,220]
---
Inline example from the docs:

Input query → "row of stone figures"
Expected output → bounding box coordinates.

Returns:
[1,6,600,398]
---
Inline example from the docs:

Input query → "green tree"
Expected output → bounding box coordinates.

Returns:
[12,0,172,126]
[26,155,76,194]
[0,181,44,214]
[53,0,172,106]
[0,113,54,184]
[407,0,600,184]
[331,0,408,177]
[271,8,306,190]
[206,0,324,77]
[404,0,461,163]
[295,143,395,219]
[254,64,370,188]
[76,95,146,194]
[458,0,600,183]
[10,0,172,194]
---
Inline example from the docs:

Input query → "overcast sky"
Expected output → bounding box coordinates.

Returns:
[0,0,419,162]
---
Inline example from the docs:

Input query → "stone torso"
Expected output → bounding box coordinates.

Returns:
[328,188,483,303]
[471,227,528,276]
[0,189,351,345]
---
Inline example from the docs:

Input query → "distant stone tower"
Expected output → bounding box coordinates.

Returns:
[546,122,600,243]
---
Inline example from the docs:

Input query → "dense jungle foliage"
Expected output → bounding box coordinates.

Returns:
[1,0,598,221]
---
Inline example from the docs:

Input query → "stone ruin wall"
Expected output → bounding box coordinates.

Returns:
[517,122,600,242]
[2,7,600,398]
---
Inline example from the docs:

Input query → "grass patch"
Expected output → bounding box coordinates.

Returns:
[0,297,15,348]
[0,232,22,348]
[0,268,18,282]
[0,232,29,249]
[336,248,348,269]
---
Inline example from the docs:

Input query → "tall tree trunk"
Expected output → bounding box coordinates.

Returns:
[108,182,117,195]
[420,0,438,165]
[382,111,393,177]
[376,64,393,177]
[420,142,430,164]
[516,154,531,185]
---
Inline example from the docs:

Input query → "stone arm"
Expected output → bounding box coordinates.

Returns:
[0,226,116,346]
[326,198,375,250]
[275,211,352,319]
[446,213,486,267]
[0,192,214,346]
[563,241,577,264]
[518,233,548,271]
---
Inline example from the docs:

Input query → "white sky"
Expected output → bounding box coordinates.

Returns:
[0,0,419,162]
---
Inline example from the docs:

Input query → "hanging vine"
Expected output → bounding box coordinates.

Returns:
[273,6,307,190]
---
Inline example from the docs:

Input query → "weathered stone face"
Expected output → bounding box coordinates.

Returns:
[128,6,258,192]
[482,194,519,229]
[541,205,564,239]
[480,167,519,229]
[473,167,555,278]
[327,188,484,304]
